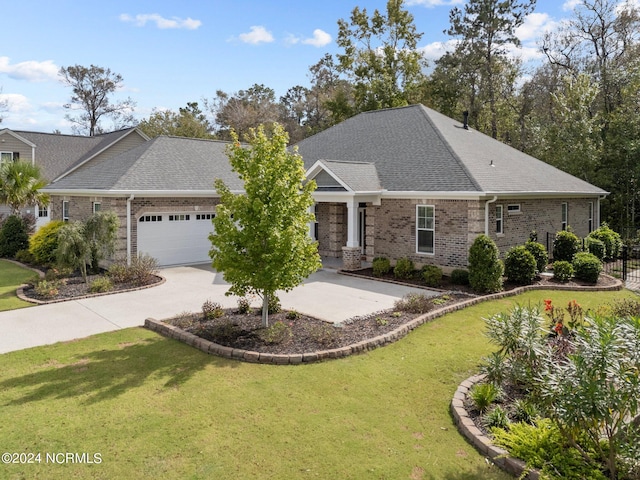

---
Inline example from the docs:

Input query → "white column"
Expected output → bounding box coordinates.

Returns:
[346,198,359,248]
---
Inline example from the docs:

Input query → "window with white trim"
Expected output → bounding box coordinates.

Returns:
[169,214,190,221]
[62,201,69,222]
[38,204,49,218]
[0,152,18,165]
[561,202,568,231]
[588,202,594,232]
[496,205,503,235]
[196,213,215,220]
[507,204,521,214]
[93,202,101,213]
[416,205,435,254]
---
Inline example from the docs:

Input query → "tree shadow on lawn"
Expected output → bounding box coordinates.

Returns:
[0,331,238,406]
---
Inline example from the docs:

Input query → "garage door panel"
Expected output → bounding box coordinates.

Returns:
[138,213,214,266]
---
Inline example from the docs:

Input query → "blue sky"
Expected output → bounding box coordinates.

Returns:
[1,0,586,133]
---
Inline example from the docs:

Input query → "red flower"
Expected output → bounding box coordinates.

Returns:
[544,299,553,312]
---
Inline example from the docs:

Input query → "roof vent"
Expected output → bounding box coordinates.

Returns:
[463,111,469,130]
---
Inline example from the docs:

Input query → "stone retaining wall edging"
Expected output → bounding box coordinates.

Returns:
[451,374,541,480]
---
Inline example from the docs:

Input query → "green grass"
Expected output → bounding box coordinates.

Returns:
[0,289,634,479]
[0,259,37,311]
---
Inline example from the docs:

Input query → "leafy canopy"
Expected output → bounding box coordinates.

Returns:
[0,160,49,215]
[209,123,321,326]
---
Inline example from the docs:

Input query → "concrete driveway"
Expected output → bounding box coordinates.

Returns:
[0,264,432,354]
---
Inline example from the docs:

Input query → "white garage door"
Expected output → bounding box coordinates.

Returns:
[137,212,215,266]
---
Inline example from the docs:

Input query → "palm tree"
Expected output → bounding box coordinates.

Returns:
[0,160,49,215]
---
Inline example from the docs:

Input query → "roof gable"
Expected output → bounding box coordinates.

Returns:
[307,160,382,192]
[0,129,36,148]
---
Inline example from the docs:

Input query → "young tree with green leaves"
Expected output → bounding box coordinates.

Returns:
[0,160,49,215]
[84,211,119,273]
[57,221,90,283]
[335,0,427,112]
[209,123,321,327]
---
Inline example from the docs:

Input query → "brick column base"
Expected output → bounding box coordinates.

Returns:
[341,246,362,271]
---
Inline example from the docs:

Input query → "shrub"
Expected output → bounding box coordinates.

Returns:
[481,351,507,387]
[259,321,292,345]
[572,252,602,283]
[15,249,35,264]
[309,322,339,347]
[585,237,605,261]
[393,293,433,314]
[202,299,224,320]
[372,257,391,277]
[285,310,300,320]
[89,277,113,293]
[468,234,503,293]
[393,257,414,279]
[0,215,29,258]
[34,279,60,299]
[524,241,548,273]
[44,266,73,281]
[552,260,574,282]
[129,254,159,286]
[469,382,499,413]
[552,229,580,262]
[267,294,281,314]
[504,246,537,285]
[237,297,252,314]
[421,264,442,287]
[610,298,640,318]
[484,405,510,430]
[588,222,622,259]
[512,398,540,424]
[28,220,64,266]
[107,262,130,283]
[450,268,469,285]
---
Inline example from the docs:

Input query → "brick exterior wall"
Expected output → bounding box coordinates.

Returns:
[315,202,347,257]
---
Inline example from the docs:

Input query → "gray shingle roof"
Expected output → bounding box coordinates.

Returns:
[43,136,242,192]
[296,105,607,195]
[16,128,141,181]
[314,160,382,192]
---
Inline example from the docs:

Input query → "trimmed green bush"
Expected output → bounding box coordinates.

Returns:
[450,269,469,285]
[468,234,503,293]
[588,222,622,259]
[0,215,29,258]
[15,248,35,264]
[552,260,574,282]
[552,230,580,262]
[572,252,602,283]
[202,299,224,320]
[585,237,605,261]
[28,220,65,266]
[524,241,548,273]
[393,257,414,279]
[504,246,537,285]
[421,264,442,287]
[372,257,391,277]
[89,277,113,293]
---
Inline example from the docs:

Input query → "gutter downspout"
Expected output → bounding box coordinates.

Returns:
[484,196,498,236]
[126,194,135,266]
[598,195,606,228]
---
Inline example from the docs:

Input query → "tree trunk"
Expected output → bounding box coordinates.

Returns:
[261,293,269,328]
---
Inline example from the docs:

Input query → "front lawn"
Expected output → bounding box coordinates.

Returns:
[0,259,37,311]
[0,289,633,479]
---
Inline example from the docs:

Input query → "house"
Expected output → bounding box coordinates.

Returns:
[0,127,148,228]
[296,104,607,270]
[33,104,606,270]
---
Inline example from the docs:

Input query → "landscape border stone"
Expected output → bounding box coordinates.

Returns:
[144,272,622,365]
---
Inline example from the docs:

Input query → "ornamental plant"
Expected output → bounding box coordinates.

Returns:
[504,245,537,285]
[553,229,580,262]
[393,257,414,279]
[28,220,65,266]
[524,240,548,273]
[572,252,602,283]
[372,257,391,277]
[421,264,442,287]
[588,222,622,260]
[468,234,503,293]
[552,260,574,282]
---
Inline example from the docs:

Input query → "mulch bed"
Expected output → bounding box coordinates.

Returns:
[21,274,163,302]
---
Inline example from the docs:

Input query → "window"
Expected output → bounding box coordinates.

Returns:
[62,201,69,222]
[196,213,215,220]
[496,205,503,235]
[588,202,594,233]
[0,152,18,165]
[93,202,101,213]
[507,204,521,214]
[38,205,49,218]
[169,214,190,221]
[139,215,162,222]
[561,202,568,231]
[416,205,435,254]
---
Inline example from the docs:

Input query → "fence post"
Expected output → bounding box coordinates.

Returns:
[622,245,628,282]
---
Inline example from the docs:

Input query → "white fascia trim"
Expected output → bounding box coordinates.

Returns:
[481,191,610,199]
[382,191,485,200]
[306,160,353,192]
[381,191,609,200]
[43,189,226,198]
[0,129,37,147]
[312,191,383,204]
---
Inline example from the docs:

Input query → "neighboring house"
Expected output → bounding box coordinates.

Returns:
[0,127,148,229]
[37,104,606,270]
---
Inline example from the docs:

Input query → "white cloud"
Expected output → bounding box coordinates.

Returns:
[420,40,459,60]
[0,93,31,113]
[0,57,59,82]
[238,26,274,45]
[119,13,202,30]
[516,12,557,41]
[302,29,332,47]
[562,0,581,11]
[406,0,463,6]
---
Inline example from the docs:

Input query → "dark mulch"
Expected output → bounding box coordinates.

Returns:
[166,292,469,355]
[21,274,163,302]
